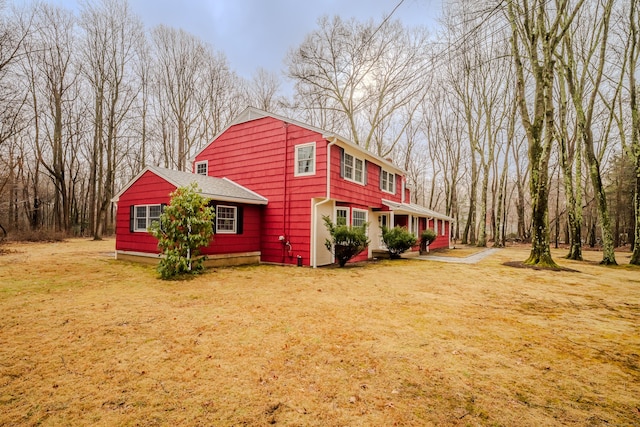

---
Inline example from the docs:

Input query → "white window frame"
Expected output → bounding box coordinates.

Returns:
[295,142,316,176]
[216,205,237,234]
[343,152,365,185]
[195,160,208,176]
[352,208,368,229]
[381,169,395,194]
[335,206,350,226]
[134,204,162,232]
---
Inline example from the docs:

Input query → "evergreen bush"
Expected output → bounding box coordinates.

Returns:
[150,183,215,279]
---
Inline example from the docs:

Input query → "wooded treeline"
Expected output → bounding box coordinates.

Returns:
[0,0,638,266]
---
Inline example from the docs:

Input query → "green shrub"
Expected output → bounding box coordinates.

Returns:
[382,226,418,259]
[323,216,369,267]
[420,229,437,252]
[150,183,215,279]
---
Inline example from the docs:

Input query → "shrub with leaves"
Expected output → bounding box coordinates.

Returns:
[420,229,437,252]
[323,215,369,267]
[382,226,417,259]
[150,183,215,279]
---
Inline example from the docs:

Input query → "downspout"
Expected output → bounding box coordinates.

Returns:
[311,136,338,268]
[282,122,289,263]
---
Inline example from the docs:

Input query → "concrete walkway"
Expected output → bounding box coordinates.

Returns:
[415,248,500,264]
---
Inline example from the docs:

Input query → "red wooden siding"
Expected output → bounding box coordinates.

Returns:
[116,170,261,256]
[195,117,327,265]
[426,218,450,250]
[328,146,403,207]
[116,171,176,254]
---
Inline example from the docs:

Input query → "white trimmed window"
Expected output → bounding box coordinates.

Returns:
[343,152,365,185]
[216,205,237,234]
[381,169,395,193]
[134,204,162,232]
[335,207,349,226]
[195,160,208,176]
[352,208,368,228]
[295,142,315,176]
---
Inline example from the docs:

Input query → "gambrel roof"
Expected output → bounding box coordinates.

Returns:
[112,165,268,205]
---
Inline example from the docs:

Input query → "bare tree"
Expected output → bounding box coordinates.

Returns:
[30,3,80,232]
[80,0,143,238]
[286,16,431,156]
[506,0,586,267]
[152,25,206,171]
[247,67,283,113]
[559,0,617,264]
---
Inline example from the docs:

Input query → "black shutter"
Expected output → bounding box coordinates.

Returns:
[364,160,368,185]
[339,147,345,178]
[211,203,218,233]
[160,203,167,232]
[129,205,135,232]
[379,166,384,190]
[236,206,244,234]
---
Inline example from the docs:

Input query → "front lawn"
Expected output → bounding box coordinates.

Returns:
[0,239,638,426]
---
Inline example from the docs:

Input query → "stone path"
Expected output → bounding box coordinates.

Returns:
[415,248,500,264]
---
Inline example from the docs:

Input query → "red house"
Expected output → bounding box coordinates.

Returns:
[113,107,453,267]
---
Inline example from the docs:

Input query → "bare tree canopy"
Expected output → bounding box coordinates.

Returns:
[286,15,432,157]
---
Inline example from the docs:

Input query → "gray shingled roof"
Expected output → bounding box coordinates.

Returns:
[149,166,268,205]
[382,200,454,221]
[112,165,268,205]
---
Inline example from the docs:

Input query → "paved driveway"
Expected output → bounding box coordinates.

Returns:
[416,248,500,264]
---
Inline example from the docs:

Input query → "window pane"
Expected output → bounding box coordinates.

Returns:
[344,154,353,179]
[136,218,146,230]
[336,208,347,226]
[296,145,314,174]
[352,210,366,227]
[216,206,236,233]
[355,159,363,183]
[299,159,312,174]
[148,205,162,218]
[196,162,207,175]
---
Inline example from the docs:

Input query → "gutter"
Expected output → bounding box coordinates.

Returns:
[311,136,338,268]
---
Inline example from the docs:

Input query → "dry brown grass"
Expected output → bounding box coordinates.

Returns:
[0,239,638,426]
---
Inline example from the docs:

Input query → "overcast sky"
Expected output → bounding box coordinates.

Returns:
[28,0,442,80]
[126,0,442,79]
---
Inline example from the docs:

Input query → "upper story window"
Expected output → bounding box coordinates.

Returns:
[342,151,365,185]
[295,142,315,176]
[380,169,395,194]
[216,205,237,234]
[195,160,208,176]
[132,204,162,232]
